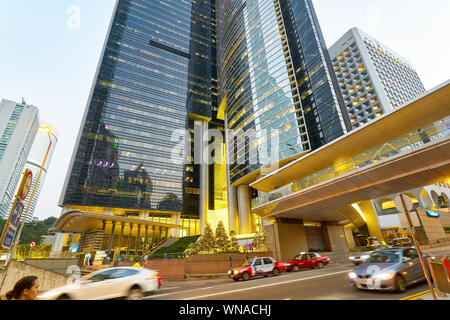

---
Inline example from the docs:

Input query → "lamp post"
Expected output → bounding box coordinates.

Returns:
[10,126,54,260]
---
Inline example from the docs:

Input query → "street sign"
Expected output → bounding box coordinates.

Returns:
[426,210,440,218]
[19,170,33,201]
[30,241,36,248]
[9,198,24,229]
[1,226,16,249]
[394,193,413,213]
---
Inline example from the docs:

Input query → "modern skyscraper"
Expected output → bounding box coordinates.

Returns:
[7,120,58,223]
[55,0,353,255]
[329,27,426,129]
[218,0,350,234]
[58,0,220,250]
[0,99,39,219]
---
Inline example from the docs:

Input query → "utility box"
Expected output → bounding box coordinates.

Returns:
[429,258,450,294]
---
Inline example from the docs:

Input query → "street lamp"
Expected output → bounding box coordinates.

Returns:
[10,126,54,260]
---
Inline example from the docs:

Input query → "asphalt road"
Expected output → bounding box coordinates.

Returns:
[145,246,450,301]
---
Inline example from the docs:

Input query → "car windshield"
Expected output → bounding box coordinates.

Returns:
[243,259,255,267]
[366,251,400,263]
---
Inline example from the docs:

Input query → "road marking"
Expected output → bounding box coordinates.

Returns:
[400,290,431,300]
[183,269,352,300]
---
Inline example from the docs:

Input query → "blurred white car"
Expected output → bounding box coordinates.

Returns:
[38,267,161,300]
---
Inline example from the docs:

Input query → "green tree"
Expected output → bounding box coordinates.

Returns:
[229,231,240,252]
[195,223,216,254]
[252,231,268,252]
[215,221,229,253]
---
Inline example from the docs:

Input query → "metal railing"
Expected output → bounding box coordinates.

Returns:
[252,116,450,208]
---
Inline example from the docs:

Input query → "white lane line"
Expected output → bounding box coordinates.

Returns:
[183,269,352,300]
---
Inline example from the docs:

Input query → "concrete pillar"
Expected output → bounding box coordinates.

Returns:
[227,186,239,234]
[237,185,252,234]
[171,212,181,237]
[107,222,116,253]
[144,226,149,252]
[321,222,349,252]
[358,200,384,242]
[135,224,141,253]
[50,232,66,256]
[195,119,209,233]
[264,218,308,261]
[126,223,133,255]
[344,227,356,249]
[117,223,124,252]
[224,114,239,234]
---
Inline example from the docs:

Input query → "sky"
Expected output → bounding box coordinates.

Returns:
[0,1,449,220]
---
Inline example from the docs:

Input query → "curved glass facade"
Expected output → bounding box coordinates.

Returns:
[61,0,216,214]
[218,0,310,184]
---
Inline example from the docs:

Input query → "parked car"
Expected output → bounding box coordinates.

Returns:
[228,257,287,281]
[38,267,162,300]
[348,247,434,293]
[388,237,414,247]
[349,244,392,265]
[286,252,329,271]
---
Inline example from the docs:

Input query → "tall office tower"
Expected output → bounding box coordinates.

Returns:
[0,99,39,219]
[217,0,350,234]
[329,27,426,129]
[7,121,58,223]
[59,0,220,245]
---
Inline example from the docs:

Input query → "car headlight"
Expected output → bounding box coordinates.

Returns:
[228,271,231,275]
[361,255,370,260]
[372,272,394,280]
[349,256,355,260]
[38,290,61,299]
[348,272,357,279]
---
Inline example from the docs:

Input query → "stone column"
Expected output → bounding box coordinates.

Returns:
[237,185,253,234]
[321,222,349,252]
[264,218,308,261]
[107,222,116,253]
[126,223,133,255]
[195,119,209,233]
[135,224,141,254]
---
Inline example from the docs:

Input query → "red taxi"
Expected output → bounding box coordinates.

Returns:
[228,257,287,281]
[286,252,329,272]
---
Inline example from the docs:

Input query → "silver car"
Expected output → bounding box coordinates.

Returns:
[349,248,433,292]
[349,244,392,265]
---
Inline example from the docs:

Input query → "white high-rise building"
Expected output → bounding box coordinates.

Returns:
[0,99,39,219]
[329,27,426,129]
[8,120,58,222]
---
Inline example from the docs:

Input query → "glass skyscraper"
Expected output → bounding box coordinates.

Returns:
[57,0,351,242]
[60,0,218,236]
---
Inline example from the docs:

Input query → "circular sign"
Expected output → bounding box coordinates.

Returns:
[20,170,33,201]
[29,241,36,248]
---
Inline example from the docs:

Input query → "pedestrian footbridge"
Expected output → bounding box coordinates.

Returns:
[250,81,450,227]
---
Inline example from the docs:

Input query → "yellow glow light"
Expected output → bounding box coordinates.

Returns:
[351,203,367,222]
[40,126,52,134]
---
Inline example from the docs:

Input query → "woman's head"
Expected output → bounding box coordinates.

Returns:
[6,276,39,300]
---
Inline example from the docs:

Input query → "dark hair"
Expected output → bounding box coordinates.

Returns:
[5,276,37,300]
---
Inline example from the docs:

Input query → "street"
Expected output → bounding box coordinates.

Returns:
[145,246,450,301]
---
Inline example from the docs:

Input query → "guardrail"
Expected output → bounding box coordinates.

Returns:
[252,116,450,208]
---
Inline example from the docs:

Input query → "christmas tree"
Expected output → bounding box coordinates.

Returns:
[229,230,240,252]
[195,223,216,254]
[215,221,229,253]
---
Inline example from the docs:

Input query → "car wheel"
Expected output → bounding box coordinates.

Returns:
[57,294,70,300]
[272,268,280,276]
[293,265,300,272]
[127,286,143,300]
[317,262,324,269]
[233,278,239,282]
[242,272,251,281]
[394,276,407,293]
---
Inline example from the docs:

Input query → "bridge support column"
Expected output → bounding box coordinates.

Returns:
[321,222,349,252]
[237,185,253,234]
[358,200,384,242]
[264,218,308,261]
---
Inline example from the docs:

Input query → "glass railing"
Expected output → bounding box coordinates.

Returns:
[251,116,450,209]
